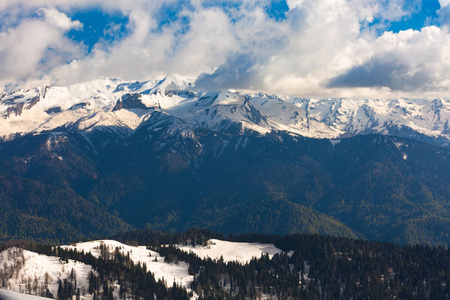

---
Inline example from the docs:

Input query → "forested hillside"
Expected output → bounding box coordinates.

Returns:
[1,229,450,299]
[0,131,449,245]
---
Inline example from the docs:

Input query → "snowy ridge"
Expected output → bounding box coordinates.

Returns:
[1,75,449,146]
[61,240,194,290]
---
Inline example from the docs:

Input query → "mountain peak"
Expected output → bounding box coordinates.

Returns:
[147,74,194,95]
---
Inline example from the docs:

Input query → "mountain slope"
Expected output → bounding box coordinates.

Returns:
[1,126,448,244]
[0,171,132,244]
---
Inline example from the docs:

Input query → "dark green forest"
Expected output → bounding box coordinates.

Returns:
[0,130,449,245]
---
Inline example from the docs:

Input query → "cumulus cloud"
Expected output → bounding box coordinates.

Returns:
[195,54,266,91]
[2,0,450,98]
[327,59,434,92]
[328,27,450,92]
[0,8,83,89]
[37,7,82,30]
[39,4,245,86]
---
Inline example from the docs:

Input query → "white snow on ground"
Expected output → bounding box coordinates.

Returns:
[62,240,193,289]
[177,239,283,264]
[0,288,51,300]
[0,248,94,300]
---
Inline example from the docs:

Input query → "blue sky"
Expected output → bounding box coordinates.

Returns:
[67,9,130,51]
[387,0,441,31]
[1,0,450,98]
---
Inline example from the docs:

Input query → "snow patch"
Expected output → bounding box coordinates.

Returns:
[330,139,341,147]
[177,239,282,264]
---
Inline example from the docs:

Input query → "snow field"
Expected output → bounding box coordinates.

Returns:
[0,248,94,300]
[177,239,282,264]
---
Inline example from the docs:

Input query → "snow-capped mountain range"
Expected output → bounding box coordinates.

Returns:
[1,74,449,147]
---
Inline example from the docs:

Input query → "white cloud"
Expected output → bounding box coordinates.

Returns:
[37,7,82,30]
[2,0,450,99]
[440,0,450,7]
[0,9,83,89]
[329,27,450,91]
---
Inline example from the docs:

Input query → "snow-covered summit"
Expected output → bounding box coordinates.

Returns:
[1,76,449,146]
[146,74,195,96]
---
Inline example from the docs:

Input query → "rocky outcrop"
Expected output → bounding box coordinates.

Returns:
[112,93,148,111]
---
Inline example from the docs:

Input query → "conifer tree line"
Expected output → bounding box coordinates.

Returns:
[118,229,450,299]
[0,229,449,299]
